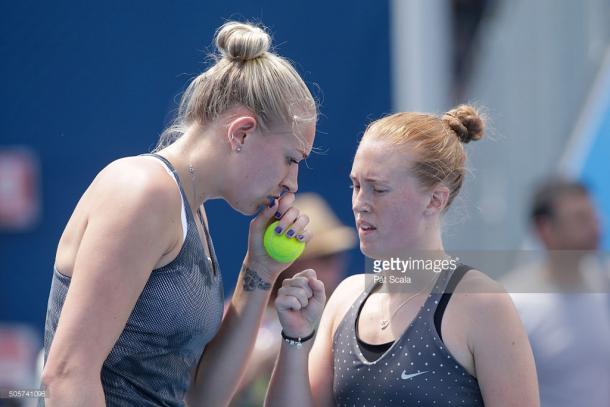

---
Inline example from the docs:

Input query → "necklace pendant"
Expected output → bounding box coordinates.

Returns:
[380,319,390,330]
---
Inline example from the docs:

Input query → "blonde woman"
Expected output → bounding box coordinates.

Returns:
[266,106,539,406]
[40,21,317,407]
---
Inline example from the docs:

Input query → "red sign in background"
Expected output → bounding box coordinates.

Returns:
[0,148,40,230]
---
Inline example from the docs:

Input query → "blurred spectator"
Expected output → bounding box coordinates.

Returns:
[505,178,610,407]
[230,193,356,407]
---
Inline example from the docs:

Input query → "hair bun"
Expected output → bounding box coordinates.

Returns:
[215,21,271,61]
[442,104,485,144]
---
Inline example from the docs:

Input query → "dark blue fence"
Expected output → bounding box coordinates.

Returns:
[0,1,391,337]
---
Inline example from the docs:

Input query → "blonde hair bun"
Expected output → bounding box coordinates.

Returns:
[155,20,316,152]
[215,21,271,61]
[442,104,485,144]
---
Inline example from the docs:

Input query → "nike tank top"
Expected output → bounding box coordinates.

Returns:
[332,264,484,406]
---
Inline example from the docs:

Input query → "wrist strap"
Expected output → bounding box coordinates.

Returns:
[281,330,316,348]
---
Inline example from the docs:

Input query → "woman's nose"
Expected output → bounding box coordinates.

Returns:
[352,191,371,213]
[281,166,298,194]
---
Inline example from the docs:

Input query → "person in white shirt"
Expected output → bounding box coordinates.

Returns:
[506,178,610,407]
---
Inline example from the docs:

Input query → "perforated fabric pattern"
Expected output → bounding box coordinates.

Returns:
[332,266,484,406]
[41,154,223,406]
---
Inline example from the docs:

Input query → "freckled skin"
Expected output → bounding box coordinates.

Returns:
[350,139,430,259]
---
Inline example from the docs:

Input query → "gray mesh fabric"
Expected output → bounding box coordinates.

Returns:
[41,154,224,406]
[332,267,484,406]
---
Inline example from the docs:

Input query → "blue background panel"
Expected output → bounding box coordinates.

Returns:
[0,1,391,336]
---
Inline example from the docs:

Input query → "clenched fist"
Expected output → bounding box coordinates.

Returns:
[275,269,326,338]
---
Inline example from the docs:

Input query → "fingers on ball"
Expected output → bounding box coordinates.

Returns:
[275,193,296,219]
[277,207,300,230]
[294,229,312,242]
[287,213,310,238]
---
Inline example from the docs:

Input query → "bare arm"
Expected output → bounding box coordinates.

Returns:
[264,269,325,407]
[307,277,363,407]
[41,163,177,406]
[185,262,277,407]
[467,278,540,406]
[185,193,314,407]
[266,334,316,406]
[266,274,361,407]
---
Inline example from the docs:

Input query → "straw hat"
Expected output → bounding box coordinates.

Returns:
[292,193,356,259]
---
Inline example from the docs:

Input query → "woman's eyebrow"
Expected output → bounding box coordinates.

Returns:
[349,174,389,184]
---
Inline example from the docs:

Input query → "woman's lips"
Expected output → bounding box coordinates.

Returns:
[357,220,377,235]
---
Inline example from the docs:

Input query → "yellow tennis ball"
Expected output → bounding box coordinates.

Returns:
[263,221,305,263]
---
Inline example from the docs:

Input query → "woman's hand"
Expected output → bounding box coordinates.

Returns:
[275,269,326,338]
[244,192,312,282]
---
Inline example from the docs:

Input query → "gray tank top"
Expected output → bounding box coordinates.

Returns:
[333,266,485,406]
[41,154,224,406]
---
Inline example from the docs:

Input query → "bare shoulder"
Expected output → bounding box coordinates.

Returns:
[329,273,368,306]
[453,269,523,340]
[455,269,506,296]
[326,273,368,334]
[93,156,176,194]
[453,269,513,311]
[449,269,539,404]
[83,156,182,255]
[89,156,180,215]
[311,273,368,361]
[56,156,182,275]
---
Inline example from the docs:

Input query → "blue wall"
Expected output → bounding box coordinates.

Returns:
[568,51,610,250]
[0,1,391,337]
[581,101,610,250]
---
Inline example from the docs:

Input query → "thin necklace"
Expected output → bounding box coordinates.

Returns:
[379,277,436,330]
[188,163,214,274]
[187,163,197,210]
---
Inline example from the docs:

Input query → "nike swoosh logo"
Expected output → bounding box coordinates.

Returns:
[401,370,428,380]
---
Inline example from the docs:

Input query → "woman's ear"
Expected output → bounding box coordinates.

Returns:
[226,115,257,152]
[424,185,450,216]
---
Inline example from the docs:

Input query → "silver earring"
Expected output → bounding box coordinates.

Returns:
[236,146,242,152]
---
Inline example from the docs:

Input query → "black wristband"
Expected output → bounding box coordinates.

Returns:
[281,329,316,348]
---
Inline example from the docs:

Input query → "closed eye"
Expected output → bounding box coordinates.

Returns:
[349,183,386,193]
